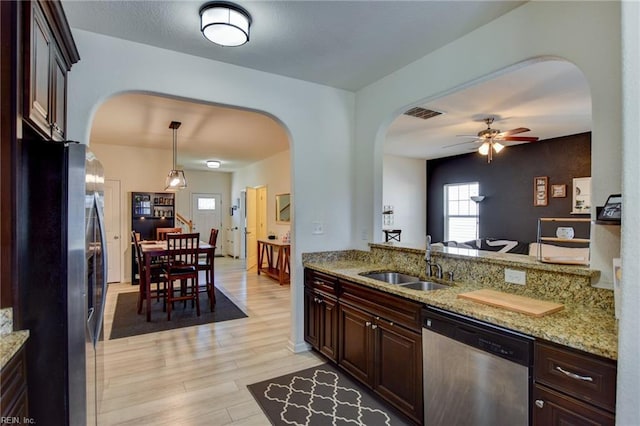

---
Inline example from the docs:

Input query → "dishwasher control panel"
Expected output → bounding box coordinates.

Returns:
[422,306,533,367]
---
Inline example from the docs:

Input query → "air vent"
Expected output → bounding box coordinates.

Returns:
[404,107,442,120]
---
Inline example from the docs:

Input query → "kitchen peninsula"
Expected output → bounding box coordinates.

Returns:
[302,242,617,425]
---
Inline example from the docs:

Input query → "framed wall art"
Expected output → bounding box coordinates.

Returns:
[534,176,548,206]
[571,177,591,214]
[551,184,567,198]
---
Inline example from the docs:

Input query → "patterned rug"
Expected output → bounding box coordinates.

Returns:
[247,363,411,425]
[109,288,247,339]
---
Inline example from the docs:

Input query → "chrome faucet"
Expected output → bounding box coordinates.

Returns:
[425,235,443,279]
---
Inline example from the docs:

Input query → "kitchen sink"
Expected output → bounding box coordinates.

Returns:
[360,271,420,284]
[399,281,449,291]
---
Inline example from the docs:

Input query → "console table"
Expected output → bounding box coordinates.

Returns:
[257,239,291,285]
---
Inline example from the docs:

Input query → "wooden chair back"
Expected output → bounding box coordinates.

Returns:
[209,228,219,248]
[156,227,182,241]
[166,233,200,267]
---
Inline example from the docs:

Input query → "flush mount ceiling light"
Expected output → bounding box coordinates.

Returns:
[206,160,221,169]
[200,2,252,47]
[165,121,187,191]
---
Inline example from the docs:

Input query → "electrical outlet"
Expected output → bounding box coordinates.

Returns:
[312,221,324,235]
[505,268,526,285]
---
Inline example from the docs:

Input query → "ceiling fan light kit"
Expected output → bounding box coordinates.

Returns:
[200,2,252,47]
[165,121,187,191]
[206,160,221,168]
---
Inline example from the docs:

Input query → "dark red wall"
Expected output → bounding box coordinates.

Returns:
[426,132,591,243]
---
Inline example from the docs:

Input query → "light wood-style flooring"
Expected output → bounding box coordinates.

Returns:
[99,257,324,425]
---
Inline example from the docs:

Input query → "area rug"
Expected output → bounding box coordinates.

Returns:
[109,288,247,340]
[247,363,411,425]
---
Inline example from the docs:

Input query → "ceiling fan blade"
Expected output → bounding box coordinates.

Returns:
[443,139,481,148]
[498,127,530,137]
[499,136,539,142]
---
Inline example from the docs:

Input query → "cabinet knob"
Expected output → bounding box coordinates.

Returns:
[365,321,371,327]
[535,400,544,409]
[371,324,378,330]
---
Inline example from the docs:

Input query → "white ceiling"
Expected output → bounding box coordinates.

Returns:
[65,1,591,169]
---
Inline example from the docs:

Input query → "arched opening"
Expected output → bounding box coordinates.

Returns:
[380,59,592,249]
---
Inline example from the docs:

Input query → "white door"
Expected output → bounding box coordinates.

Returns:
[104,179,121,283]
[191,193,222,247]
[245,187,257,270]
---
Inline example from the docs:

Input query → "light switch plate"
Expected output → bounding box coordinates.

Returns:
[505,268,526,285]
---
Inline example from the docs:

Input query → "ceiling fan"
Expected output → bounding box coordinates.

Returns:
[448,118,539,163]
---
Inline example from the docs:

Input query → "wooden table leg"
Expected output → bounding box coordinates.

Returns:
[144,252,152,322]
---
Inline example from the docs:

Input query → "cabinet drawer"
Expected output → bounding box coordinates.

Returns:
[535,341,616,412]
[533,384,614,426]
[339,280,422,332]
[305,269,338,296]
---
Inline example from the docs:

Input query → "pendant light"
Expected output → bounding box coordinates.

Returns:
[165,121,187,191]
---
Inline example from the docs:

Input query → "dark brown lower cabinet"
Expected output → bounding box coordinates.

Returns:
[339,301,423,424]
[304,287,338,361]
[0,346,28,419]
[533,340,616,425]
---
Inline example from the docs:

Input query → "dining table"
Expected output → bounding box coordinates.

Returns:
[138,240,215,321]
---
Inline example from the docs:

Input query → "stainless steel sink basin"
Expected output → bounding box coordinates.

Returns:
[399,281,449,291]
[360,272,420,284]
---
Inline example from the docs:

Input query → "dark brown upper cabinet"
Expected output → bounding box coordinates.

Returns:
[23,0,79,141]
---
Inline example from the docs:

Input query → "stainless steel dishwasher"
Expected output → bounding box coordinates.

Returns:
[422,306,533,426]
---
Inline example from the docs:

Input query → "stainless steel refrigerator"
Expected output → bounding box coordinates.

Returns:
[17,140,107,426]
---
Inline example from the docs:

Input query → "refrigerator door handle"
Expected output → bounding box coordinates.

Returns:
[93,193,109,345]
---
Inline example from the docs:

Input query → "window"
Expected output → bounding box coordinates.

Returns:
[197,197,216,211]
[444,182,479,242]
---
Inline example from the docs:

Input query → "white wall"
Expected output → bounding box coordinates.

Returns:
[619,1,640,422]
[382,155,426,245]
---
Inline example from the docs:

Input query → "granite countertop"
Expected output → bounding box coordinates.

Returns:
[304,259,618,360]
[0,308,29,369]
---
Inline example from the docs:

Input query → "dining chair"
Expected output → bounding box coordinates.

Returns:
[164,232,200,320]
[197,228,219,310]
[132,231,166,314]
[156,227,182,241]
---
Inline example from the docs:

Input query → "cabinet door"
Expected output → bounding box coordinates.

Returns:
[533,385,614,426]
[374,320,423,423]
[26,2,52,137]
[318,296,338,362]
[303,288,320,349]
[51,44,67,141]
[339,303,374,386]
